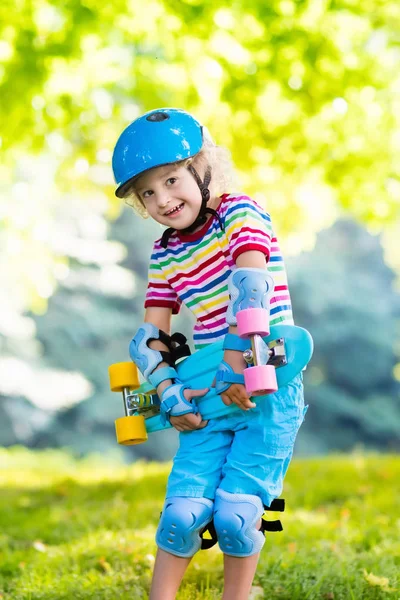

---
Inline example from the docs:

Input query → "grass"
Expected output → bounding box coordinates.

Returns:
[0,447,399,599]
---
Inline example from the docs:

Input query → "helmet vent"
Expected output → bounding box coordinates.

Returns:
[146,111,169,122]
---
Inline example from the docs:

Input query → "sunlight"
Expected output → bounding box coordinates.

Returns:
[210,31,251,66]
[213,9,235,29]
[0,357,93,410]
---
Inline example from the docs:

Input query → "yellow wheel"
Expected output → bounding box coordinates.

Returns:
[115,415,148,445]
[108,362,140,392]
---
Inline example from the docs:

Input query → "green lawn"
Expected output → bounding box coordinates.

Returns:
[0,447,398,599]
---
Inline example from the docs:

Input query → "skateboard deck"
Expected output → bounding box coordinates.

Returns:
[109,325,313,445]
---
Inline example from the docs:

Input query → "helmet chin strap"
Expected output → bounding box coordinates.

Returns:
[160,165,224,249]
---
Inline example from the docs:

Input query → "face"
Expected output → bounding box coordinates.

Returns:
[135,164,204,229]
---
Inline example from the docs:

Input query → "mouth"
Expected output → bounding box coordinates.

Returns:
[164,203,184,217]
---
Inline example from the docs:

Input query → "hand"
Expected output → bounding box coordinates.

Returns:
[213,349,256,411]
[170,387,209,432]
[220,383,256,411]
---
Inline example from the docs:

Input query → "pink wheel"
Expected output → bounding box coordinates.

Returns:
[237,308,270,338]
[244,365,277,396]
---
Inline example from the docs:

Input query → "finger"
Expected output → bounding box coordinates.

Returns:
[184,413,203,427]
[170,417,187,431]
[235,392,255,407]
[177,419,193,431]
[238,398,256,410]
[229,393,251,410]
[182,415,205,431]
[187,387,209,398]
[238,395,255,409]
[231,387,255,408]
[232,397,247,410]
[241,394,256,408]
[221,394,233,406]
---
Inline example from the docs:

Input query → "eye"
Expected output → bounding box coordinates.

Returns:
[166,177,177,186]
[142,190,153,199]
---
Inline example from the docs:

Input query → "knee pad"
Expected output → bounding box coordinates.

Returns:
[156,496,214,558]
[213,489,265,557]
[226,267,274,328]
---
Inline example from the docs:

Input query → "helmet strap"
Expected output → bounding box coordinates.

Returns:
[160,164,224,249]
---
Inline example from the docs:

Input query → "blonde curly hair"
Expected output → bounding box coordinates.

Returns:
[122,138,237,218]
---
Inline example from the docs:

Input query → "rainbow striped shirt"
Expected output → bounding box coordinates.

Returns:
[145,194,294,350]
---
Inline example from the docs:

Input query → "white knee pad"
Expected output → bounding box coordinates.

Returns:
[213,489,265,557]
[156,496,214,558]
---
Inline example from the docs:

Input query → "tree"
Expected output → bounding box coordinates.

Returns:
[288,219,400,454]
[1,0,400,317]
[15,216,398,458]
[28,209,193,460]
[1,0,400,452]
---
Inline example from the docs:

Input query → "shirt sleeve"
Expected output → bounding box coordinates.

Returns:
[144,246,182,314]
[224,195,273,262]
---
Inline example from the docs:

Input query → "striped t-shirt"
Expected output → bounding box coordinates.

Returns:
[144,193,294,350]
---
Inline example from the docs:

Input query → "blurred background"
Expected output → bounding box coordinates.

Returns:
[1,0,399,463]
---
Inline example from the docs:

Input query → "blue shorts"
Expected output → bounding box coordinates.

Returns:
[166,373,307,508]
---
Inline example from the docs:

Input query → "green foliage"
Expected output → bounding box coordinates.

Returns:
[1,1,400,459]
[0,447,399,599]
[1,0,400,316]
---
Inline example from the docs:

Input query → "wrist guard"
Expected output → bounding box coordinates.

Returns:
[160,383,199,425]
[215,333,248,394]
[215,361,245,394]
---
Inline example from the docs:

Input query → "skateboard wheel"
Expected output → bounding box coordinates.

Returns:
[109,362,140,392]
[244,365,277,396]
[237,308,270,338]
[115,415,148,445]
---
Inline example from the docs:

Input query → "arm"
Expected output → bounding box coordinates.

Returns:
[144,306,173,396]
[143,307,208,431]
[219,250,270,410]
[227,250,268,338]
[227,250,268,344]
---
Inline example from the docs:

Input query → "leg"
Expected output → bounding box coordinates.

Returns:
[150,496,214,599]
[220,373,306,509]
[149,423,231,598]
[149,543,260,600]
[213,490,265,599]
[222,553,260,600]
[214,375,306,599]
[149,548,191,600]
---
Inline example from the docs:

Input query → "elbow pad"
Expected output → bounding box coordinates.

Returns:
[226,267,274,326]
[129,323,177,388]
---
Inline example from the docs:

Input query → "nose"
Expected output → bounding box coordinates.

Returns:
[156,190,170,208]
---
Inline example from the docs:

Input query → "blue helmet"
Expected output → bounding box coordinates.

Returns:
[112,108,204,198]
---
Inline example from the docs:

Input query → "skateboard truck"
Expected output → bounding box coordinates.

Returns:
[123,389,160,417]
[108,361,156,445]
[243,336,287,369]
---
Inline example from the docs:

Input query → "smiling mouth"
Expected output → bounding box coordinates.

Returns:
[164,203,184,216]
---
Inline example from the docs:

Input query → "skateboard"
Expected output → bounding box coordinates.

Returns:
[108,324,313,445]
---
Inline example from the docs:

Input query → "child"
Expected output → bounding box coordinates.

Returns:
[112,108,307,600]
